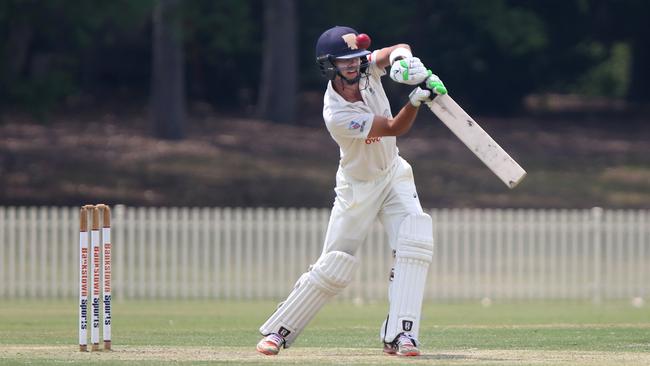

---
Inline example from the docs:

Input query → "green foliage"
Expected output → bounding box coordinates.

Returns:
[464,1,548,56]
[415,0,552,113]
[0,0,648,116]
[9,67,76,118]
[572,42,631,97]
[183,0,257,56]
[182,0,260,104]
[0,0,153,114]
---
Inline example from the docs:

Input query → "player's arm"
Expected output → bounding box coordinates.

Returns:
[367,106,417,138]
[367,87,431,138]
[372,44,412,70]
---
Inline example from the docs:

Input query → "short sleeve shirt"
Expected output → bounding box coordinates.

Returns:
[323,50,398,181]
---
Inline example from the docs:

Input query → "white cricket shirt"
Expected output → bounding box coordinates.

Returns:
[323,51,398,182]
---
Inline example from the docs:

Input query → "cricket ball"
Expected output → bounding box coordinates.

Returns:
[356,33,371,49]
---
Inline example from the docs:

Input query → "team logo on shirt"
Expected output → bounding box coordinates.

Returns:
[348,120,366,132]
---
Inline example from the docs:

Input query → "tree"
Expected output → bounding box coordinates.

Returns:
[181,0,259,108]
[257,0,297,123]
[151,0,185,140]
[593,0,650,103]
[0,0,152,115]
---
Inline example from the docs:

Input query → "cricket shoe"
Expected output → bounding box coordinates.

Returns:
[256,333,285,355]
[383,341,398,355]
[392,333,420,357]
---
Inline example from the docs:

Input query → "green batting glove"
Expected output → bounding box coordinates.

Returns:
[425,70,448,95]
[389,57,429,85]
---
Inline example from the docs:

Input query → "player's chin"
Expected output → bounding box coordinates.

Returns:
[344,70,359,78]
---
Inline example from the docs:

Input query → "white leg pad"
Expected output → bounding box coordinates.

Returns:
[382,214,433,343]
[259,250,358,347]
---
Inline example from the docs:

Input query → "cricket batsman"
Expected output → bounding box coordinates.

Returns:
[256,25,447,357]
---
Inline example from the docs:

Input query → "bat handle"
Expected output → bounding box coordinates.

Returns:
[418,80,441,102]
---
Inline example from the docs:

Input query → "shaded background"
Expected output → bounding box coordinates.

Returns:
[0,0,648,208]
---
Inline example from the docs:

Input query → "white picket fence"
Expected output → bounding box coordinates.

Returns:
[0,206,648,301]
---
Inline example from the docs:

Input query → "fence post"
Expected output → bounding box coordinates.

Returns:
[591,207,603,304]
[0,207,4,298]
[111,205,125,300]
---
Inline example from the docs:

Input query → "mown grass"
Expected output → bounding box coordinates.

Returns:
[1,300,649,365]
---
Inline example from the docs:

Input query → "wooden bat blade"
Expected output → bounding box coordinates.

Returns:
[426,94,527,189]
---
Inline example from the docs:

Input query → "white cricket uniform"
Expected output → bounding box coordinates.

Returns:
[321,50,424,255]
[258,50,432,347]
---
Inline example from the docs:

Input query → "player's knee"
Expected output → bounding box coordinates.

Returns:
[322,237,362,256]
[309,250,358,295]
[396,213,434,262]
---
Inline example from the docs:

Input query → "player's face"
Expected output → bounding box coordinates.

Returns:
[334,57,360,79]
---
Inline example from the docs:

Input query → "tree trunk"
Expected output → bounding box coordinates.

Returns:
[257,0,297,124]
[4,19,32,84]
[151,0,185,140]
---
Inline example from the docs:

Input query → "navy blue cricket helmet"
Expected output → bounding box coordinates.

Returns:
[315,26,371,81]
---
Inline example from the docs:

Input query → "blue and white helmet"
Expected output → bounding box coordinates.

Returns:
[315,26,371,81]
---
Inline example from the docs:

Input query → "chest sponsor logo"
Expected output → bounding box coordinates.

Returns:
[365,137,382,144]
[348,120,366,132]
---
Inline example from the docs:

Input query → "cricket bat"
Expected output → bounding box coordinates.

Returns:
[425,94,526,188]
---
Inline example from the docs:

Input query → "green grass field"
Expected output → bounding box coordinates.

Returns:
[1,300,649,365]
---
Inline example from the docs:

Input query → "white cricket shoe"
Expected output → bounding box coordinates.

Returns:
[383,341,398,355]
[256,333,285,355]
[384,333,420,357]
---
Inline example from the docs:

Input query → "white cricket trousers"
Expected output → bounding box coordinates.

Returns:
[258,156,427,346]
[321,156,425,256]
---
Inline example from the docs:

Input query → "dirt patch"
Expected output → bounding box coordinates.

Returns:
[1,345,649,365]
[2,113,650,208]
[441,323,650,329]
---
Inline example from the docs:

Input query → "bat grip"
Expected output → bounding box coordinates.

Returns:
[418,80,438,101]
